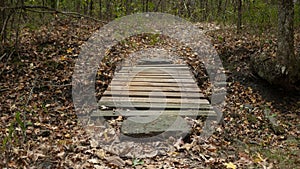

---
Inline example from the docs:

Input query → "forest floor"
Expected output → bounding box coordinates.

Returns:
[0,18,299,169]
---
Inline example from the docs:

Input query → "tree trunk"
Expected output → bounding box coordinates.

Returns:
[87,0,93,16]
[252,0,300,89]
[49,0,56,9]
[99,0,102,19]
[154,0,162,12]
[201,0,208,21]
[217,0,222,16]
[105,0,111,20]
[0,0,5,44]
[237,0,242,33]
[145,0,149,12]
[277,0,300,84]
[76,0,81,13]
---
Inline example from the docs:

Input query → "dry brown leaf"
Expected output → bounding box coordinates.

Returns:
[105,156,125,167]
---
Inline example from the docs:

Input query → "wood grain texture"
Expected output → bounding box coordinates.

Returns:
[96,60,215,135]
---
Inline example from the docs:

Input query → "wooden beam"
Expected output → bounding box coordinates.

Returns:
[91,110,216,117]
[99,101,212,109]
[100,96,209,104]
[103,91,205,98]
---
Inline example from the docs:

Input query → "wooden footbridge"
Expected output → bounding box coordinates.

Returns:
[91,59,216,136]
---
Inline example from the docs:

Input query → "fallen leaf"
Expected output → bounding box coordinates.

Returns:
[66,48,73,54]
[105,156,125,167]
[223,162,237,169]
[95,149,106,159]
[87,158,100,164]
[182,143,193,151]
[254,152,265,163]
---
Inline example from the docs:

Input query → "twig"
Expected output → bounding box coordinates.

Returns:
[0,88,9,92]
[38,80,72,87]
[22,75,38,142]
[1,5,105,23]
[0,13,12,41]
[49,84,72,87]
[0,49,14,75]
[25,77,38,106]
[0,53,7,62]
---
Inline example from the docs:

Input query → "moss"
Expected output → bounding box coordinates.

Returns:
[247,114,258,124]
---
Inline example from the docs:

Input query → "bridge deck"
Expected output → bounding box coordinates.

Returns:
[91,60,216,135]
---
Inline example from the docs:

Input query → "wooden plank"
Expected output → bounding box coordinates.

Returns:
[122,64,187,67]
[121,66,190,70]
[114,75,193,79]
[99,101,212,109]
[110,78,195,83]
[133,59,175,65]
[97,60,215,135]
[115,73,192,76]
[107,86,200,92]
[103,91,205,98]
[111,79,196,84]
[115,71,192,75]
[118,69,191,73]
[123,65,187,68]
[91,110,216,117]
[117,71,192,75]
[100,96,209,104]
[117,69,190,73]
[110,81,198,87]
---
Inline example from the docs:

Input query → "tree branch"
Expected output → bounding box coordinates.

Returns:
[0,5,105,23]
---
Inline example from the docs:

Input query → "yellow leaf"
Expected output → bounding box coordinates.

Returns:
[254,152,264,163]
[60,55,67,61]
[66,48,73,54]
[64,133,71,138]
[167,151,178,156]
[223,162,237,169]
[95,149,106,159]
[103,131,109,141]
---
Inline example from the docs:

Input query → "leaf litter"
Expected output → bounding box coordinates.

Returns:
[0,18,299,168]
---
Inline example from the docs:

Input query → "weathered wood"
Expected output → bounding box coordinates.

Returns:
[108,86,200,92]
[97,59,215,135]
[103,91,205,98]
[99,101,212,109]
[122,64,187,67]
[118,68,191,73]
[114,75,193,79]
[100,96,209,104]
[115,73,192,77]
[121,66,189,70]
[109,78,195,83]
[110,81,197,87]
[134,59,174,65]
[91,110,215,117]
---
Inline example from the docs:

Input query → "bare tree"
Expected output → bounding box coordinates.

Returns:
[0,0,5,43]
[99,0,102,18]
[237,0,242,33]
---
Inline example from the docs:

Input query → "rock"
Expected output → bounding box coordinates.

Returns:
[251,53,287,86]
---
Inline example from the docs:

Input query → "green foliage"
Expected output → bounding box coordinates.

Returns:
[2,122,15,150]
[1,112,27,150]
[132,158,144,167]
[15,111,26,134]
[147,34,162,46]
[295,3,300,28]
[243,0,278,29]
